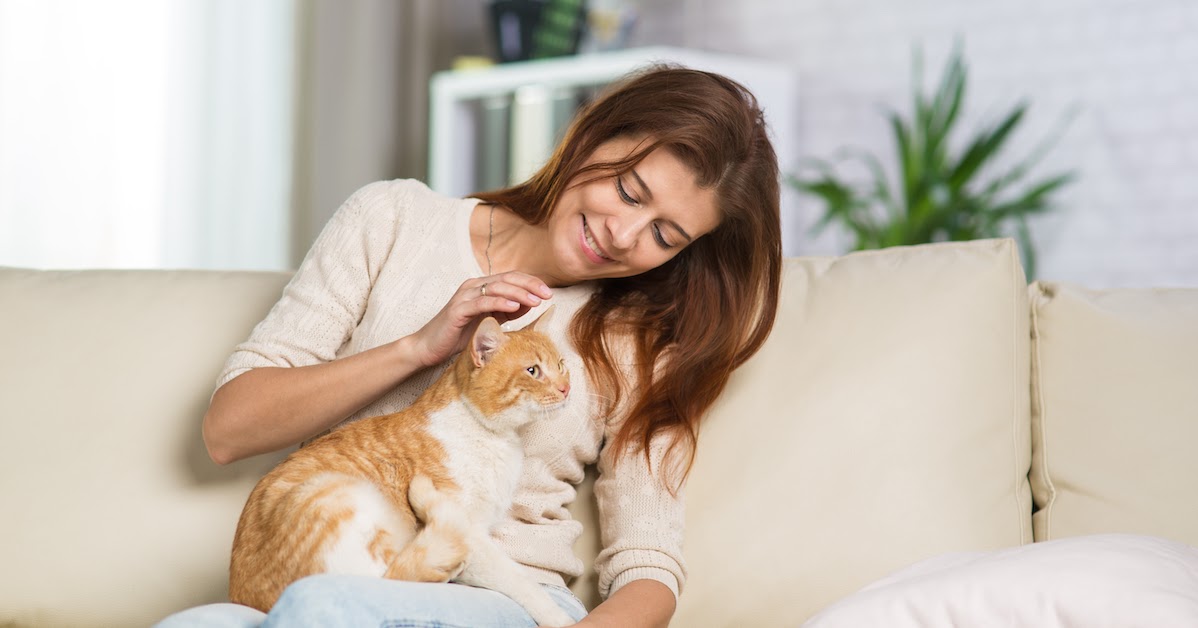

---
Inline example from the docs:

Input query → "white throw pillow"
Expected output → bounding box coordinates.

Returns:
[803,534,1198,628]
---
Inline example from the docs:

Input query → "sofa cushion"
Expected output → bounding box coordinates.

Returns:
[672,239,1033,626]
[1029,281,1198,546]
[0,267,292,628]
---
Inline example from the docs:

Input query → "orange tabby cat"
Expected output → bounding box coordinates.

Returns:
[228,307,575,627]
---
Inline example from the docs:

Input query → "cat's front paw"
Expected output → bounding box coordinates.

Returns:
[427,554,466,582]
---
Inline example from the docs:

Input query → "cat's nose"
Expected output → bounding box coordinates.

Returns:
[559,382,570,398]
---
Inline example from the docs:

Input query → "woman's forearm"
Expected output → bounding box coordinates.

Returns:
[575,579,675,628]
[202,335,426,464]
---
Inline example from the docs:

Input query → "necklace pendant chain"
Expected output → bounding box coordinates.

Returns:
[485,204,494,276]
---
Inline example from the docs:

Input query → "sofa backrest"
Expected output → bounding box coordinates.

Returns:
[670,238,1034,626]
[1029,281,1198,546]
[0,268,293,627]
[562,239,1038,624]
[0,239,1034,627]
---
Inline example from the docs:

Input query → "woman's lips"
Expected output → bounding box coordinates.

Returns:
[580,216,614,264]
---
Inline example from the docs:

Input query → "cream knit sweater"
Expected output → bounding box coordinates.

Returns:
[217,179,686,601]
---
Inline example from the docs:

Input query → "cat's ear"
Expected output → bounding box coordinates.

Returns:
[471,317,508,368]
[525,304,556,332]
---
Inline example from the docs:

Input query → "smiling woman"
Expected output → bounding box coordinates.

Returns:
[473,66,782,490]
[160,65,781,628]
[487,136,722,286]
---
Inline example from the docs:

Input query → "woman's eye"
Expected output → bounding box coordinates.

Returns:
[652,224,674,248]
[526,365,540,377]
[615,177,638,205]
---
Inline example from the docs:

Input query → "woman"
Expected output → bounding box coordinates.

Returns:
[157,65,781,628]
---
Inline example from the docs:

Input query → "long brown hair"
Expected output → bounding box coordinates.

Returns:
[474,66,782,490]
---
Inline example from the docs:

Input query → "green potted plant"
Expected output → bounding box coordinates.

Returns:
[788,44,1076,278]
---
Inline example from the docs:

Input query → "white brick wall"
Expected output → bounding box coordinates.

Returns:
[633,0,1198,287]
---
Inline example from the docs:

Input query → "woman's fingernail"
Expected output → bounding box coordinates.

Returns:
[528,295,542,305]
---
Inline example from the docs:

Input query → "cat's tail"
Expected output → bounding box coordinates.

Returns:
[385,474,471,582]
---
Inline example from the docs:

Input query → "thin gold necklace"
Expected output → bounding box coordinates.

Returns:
[485,204,495,276]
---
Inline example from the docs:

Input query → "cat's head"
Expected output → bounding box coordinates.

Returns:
[463,306,571,429]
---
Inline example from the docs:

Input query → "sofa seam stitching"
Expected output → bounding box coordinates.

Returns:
[1010,240,1031,546]
[1029,281,1054,542]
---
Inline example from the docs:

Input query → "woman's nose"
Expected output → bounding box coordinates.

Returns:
[607,211,651,251]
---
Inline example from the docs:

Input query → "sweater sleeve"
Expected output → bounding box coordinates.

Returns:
[215,180,404,389]
[592,424,689,602]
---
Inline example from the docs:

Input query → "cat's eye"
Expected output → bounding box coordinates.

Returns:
[526,365,540,378]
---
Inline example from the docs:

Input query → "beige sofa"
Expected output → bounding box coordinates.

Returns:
[3,238,1197,627]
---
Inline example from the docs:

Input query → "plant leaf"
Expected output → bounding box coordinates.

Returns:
[925,45,966,170]
[782,42,1076,261]
[984,172,1076,220]
[888,109,918,211]
[977,105,1079,203]
[1014,214,1038,279]
[948,103,1027,192]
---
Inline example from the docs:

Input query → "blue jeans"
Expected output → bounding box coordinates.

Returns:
[153,575,588,628]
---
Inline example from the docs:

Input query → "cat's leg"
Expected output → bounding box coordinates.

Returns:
[454,531,576,628]
[384,474,468,582]
[234,473,416,611]
[317,475,417,578]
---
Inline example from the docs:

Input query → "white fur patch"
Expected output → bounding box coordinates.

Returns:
[320,477,411,575]
[425,402,525,523]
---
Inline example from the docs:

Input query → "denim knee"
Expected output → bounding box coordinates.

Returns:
[263,574,362,627]
[262,574,581,628]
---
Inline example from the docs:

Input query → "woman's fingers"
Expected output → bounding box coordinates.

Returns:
[473,271,552,307]
[410,273,551,368]
[456,293,523,319]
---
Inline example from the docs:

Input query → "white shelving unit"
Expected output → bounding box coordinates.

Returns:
[428,46,802,253]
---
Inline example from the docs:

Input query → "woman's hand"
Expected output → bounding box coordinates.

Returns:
[408,272,553,368]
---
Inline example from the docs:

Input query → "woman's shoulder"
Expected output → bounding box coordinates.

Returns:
[331,178,470,230]
[347,178,458,210]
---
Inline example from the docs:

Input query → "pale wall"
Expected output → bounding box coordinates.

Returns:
[633,0,1198,287]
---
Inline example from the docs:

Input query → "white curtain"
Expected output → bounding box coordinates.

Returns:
[0,0,297,269]
[0,0,451,271]
[0,0,296,270]
[161,0,297,270]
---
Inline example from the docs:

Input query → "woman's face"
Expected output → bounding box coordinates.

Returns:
[545,137,721,284]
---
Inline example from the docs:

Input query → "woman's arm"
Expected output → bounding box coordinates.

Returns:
[203,269,552,465]
[571,580,675,628]
[202,335,425,464]
[589,427,687,627]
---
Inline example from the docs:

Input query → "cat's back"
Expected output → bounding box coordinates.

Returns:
[266,401,452,490]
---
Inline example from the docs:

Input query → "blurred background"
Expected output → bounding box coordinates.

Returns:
[0,0,1194,288]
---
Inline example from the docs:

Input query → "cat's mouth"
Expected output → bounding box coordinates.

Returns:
[538,398,570,412]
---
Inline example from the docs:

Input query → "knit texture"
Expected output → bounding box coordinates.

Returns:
[217,179,686,600]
